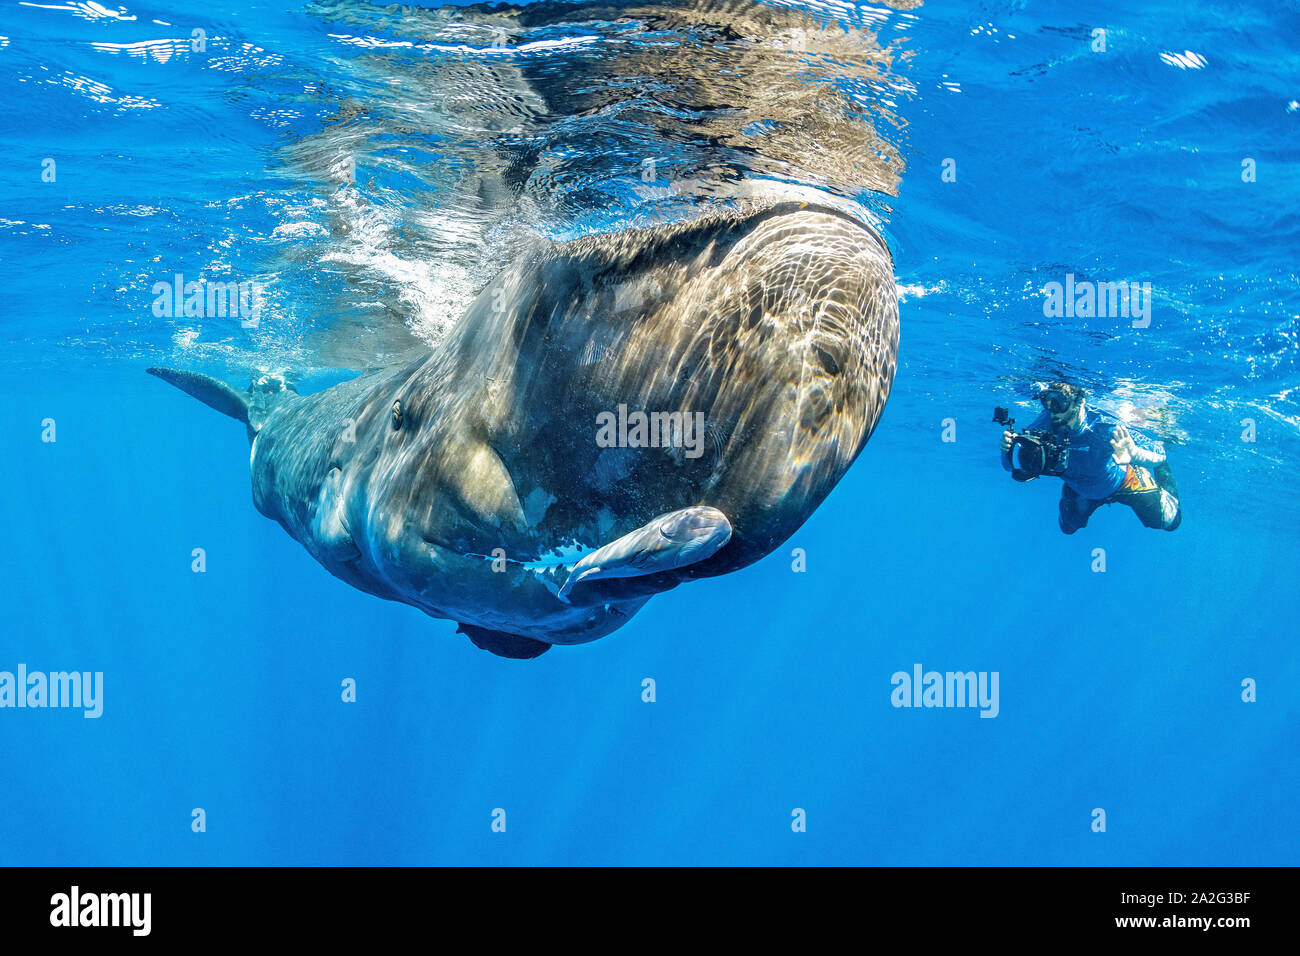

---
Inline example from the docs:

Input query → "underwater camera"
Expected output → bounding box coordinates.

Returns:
[993,406,1070,482]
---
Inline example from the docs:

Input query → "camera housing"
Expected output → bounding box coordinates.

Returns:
[994,405,1069,482]
[1008,430,1069,482]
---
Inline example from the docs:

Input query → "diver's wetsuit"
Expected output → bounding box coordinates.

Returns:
[1058,460,1182,533]
[1002,408,1182,533]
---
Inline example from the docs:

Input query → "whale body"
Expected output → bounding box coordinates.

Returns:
[151,201,899,657]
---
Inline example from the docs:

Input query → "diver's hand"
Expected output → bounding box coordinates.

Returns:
[1000,429,1014,454]
[1110,425,1137,465]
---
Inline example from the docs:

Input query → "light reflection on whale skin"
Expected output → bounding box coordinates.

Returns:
[275,0,914,366]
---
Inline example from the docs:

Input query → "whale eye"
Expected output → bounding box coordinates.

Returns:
[391,400,403,431]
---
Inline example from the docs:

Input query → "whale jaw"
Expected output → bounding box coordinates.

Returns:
[557,505,732,603]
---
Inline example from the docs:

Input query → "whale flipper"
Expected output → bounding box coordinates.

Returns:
[557,506,732,603]
[457,622,552,659]
[148,367,250,425]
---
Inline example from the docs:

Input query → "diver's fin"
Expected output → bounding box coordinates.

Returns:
[1154,461,1180,499]
[148,367,250,426]
[457,622,552,659]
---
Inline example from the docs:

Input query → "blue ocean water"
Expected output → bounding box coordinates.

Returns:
[1,0,1296,866]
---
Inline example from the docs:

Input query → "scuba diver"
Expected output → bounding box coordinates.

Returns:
[996,382,1182,534]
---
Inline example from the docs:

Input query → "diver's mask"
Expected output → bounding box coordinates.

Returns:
[1036,382,1081,417]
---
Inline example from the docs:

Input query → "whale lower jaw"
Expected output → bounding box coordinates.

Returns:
[556,506,732,603]
[376,507,730,654]
[405,509,730,658]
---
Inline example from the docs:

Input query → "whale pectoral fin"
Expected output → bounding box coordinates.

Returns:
[557,505,732,603]
[147,367,250,426]
[311,467,360,562]
[456,622,552,659]
[446,437,527,533]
